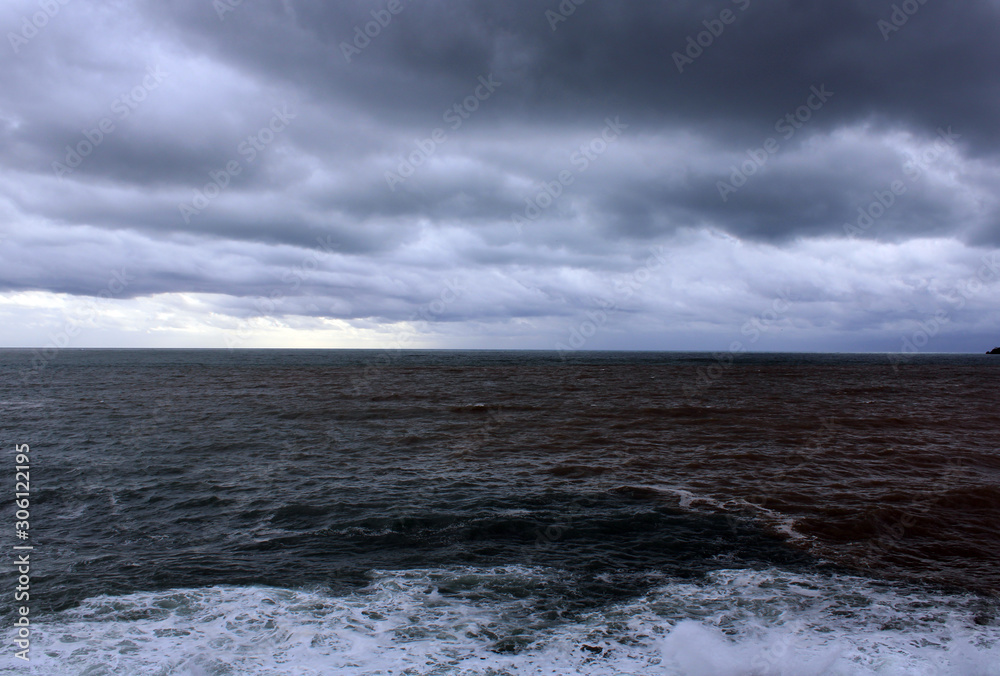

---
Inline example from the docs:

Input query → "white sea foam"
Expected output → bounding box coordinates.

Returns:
[624,484,811,543]
[2,567,997,675]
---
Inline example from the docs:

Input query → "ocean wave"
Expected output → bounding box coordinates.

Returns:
[4,566,997,676]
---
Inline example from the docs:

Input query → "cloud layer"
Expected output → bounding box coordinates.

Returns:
[2,0,999,351]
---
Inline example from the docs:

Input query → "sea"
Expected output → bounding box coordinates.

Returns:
[1,349,998,675]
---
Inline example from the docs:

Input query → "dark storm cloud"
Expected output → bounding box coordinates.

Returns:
[121,0,1000,243]
[1,0,998,349]
[142,0,1000,143]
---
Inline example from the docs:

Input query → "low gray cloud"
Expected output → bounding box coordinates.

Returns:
[1,0,998,350]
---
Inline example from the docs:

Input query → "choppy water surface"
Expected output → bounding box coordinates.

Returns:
[1,350,998,675]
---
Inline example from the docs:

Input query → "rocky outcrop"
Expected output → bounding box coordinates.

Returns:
[988,347,1000,354]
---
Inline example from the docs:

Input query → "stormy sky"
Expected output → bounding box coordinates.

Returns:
[2,0,999,351]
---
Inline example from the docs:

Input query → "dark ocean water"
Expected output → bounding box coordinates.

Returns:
[1,349,999,675]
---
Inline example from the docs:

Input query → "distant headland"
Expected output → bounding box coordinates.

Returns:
[989,347,1000,354]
